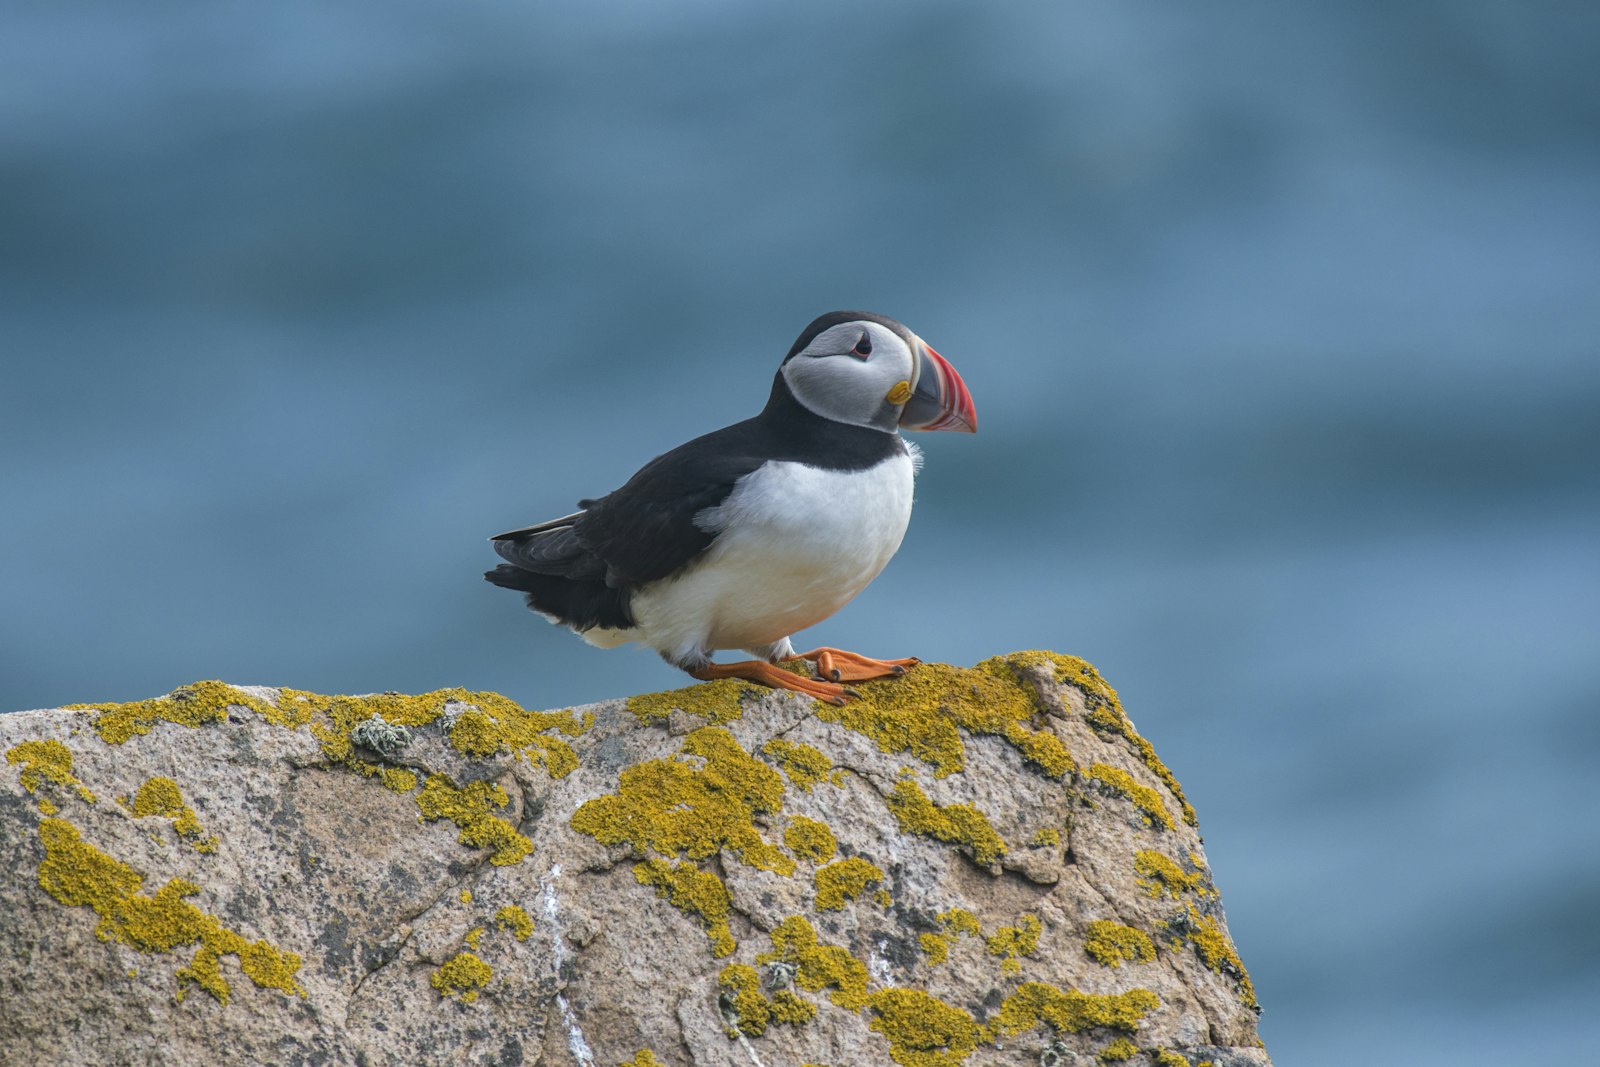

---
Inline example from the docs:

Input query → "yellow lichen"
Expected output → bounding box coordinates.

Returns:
[379,767,418,792]
[919,907,981,966]
[6,739,96,803]
[38,798,59,816]
[460,889,473,903]
[129,777,216,853]
[1084,920,1156,968]
[438,693,586,778]
[866,988,985,1067]
[763,738,835,792]
[758,915,870,1010]
[986,913,1041,975]
[1085,764,1174,831]
[570,726,793,875]
[34,817,303,1004]
[784,816,838,864]
[76,681,585,782]
[627,678,756,724]
[1099,1037,1139,1061]
[769,989,819,1027]
[464,926,485,950]
[1044,654,1194,827]
[1029,827,1061,847]
[431,950,493,1003]
[990,982,1160,1038]
[1133,850,1212,899]
[1154,1051,1191,1067]
[717,964,765,1035]
[621,1051,668,1067]
[1183,904,1258,1009]
[416,774,533,866]
[343,688,585,778]
[495,904,534,941]
[74,680,245,745]
[813,857,884,911]
[635,859,736,957]
[885,779,1007,867]
[718,961,817,1037]
[815,658,1074,780]
[939,908,982,938]
[875,888,893,909]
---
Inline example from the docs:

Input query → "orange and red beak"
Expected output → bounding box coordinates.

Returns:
[898,341,977,433]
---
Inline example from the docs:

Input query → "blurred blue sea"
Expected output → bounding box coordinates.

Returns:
[3,3,1597,1063]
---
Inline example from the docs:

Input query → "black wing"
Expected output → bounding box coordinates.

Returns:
[489,418,769,599]
[568,422,770,587]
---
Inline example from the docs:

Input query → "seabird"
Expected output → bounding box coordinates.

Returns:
[485,310,976,705]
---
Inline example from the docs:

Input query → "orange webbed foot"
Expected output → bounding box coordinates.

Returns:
[794,647,922,683]
[688,660,859,706]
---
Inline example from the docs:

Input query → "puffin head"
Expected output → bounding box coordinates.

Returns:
[778,311,977,434]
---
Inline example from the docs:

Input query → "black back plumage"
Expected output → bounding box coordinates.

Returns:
[486,360,905,633]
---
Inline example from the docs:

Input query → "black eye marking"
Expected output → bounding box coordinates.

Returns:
[852,332,872,357]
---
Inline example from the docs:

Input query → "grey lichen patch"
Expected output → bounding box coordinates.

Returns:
[349,715,412,759]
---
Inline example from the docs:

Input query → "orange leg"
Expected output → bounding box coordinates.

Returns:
[689,660,859,706]
[795,647,922,683]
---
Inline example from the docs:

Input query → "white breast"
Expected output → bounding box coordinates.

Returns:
[623,450,917,662]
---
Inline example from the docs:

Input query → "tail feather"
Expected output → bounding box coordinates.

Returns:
[484,564,632,632]
[491,525,607,582]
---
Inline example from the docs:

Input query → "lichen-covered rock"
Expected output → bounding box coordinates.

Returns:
[0,654,1270,1067]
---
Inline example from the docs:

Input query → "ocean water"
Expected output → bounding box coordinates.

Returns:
[2,3,1597,1063]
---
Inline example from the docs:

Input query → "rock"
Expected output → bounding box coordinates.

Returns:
[0,653,1270,1067]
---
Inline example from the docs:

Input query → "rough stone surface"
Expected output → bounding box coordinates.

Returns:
[0,653,1270,1067]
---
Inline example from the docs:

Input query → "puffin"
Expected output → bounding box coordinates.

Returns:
[484,310,976,705]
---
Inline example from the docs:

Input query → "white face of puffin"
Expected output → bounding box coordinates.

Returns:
[780,319,977,434]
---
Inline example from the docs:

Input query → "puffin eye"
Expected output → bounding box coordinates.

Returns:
[852,333,872,358]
